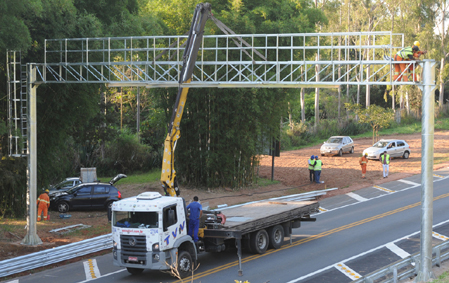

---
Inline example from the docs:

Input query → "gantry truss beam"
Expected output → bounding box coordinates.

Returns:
[37,31,419,88]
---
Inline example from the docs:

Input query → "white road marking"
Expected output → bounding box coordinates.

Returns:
[286,217,449,283]
[386,243,410,258]
[83,259,101,281]
[397,179,420,186]
[432,231,449,241]
[79,269,126,283]
[5,280,18,283]
[346,192,368,202]
[334,262,362,280]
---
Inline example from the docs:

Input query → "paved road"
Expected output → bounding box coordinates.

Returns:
[7,167,449,283]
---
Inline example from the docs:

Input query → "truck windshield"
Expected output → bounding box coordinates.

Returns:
[113,211,159,229]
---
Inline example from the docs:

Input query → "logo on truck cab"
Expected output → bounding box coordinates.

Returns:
[163,221,186,245]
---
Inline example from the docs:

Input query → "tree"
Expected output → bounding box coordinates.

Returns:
[345,103,394,144]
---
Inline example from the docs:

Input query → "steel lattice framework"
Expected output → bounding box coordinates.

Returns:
[37,31,417,88]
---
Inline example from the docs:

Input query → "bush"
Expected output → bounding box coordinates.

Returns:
[98,128,158,176]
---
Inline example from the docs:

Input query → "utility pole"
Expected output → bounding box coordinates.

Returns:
[415,59,436,283]
[137,87,140,141]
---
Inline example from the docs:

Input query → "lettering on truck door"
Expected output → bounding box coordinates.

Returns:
[161,204,186,250]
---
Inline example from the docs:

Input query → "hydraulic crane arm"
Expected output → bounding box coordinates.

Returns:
[161,3,211,197]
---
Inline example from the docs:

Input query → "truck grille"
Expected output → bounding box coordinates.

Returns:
[120,235,147,258]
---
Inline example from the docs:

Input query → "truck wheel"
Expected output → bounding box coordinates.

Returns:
[126,267,143,275]
[268,225,284,249]
[250,229,269,254]
[177,250,193,278]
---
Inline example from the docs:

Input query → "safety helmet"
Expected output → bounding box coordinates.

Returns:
[45,189,49,193]
[414,41,420,48]
[310,155,315,159]
[315,155,319,159]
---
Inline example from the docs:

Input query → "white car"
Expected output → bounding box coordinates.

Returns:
[320,136,354,157]
[363,139,411,160]
[48,177,82,195]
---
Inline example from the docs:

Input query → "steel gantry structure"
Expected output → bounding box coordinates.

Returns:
[6,30,437,281]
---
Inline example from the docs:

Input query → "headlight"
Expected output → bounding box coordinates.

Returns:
[152,243,160,251]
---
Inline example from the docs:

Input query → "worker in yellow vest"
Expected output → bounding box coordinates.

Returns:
[380,151,390,178]
[308,155,315,183]
[313,155,324,183]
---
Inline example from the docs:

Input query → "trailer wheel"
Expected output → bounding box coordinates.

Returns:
[268,225,284,249]
[250,229,269,254]
[126,267,143,275]
[177,250,193,278]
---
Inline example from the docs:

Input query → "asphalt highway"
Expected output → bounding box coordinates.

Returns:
[7,167,449,283]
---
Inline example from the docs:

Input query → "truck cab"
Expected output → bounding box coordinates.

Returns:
[111,192,197,277]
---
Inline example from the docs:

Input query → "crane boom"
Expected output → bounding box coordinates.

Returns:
[161,3,211,197]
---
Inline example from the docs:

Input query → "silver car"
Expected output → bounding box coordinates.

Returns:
[48,177,82,195]
[320,136,355,157]
[362,139,411,160]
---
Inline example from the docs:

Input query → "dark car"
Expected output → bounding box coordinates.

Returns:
[50,174,126,213]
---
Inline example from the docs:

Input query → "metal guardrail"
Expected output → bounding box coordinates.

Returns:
[352,240,449,283]
[0,234,112,279]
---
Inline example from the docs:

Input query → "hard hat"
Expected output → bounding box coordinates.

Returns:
[45,189,49,193]
[315,155,319,159]
[310,155,315,159]
[365,153,368,156]
[414,41,420,47]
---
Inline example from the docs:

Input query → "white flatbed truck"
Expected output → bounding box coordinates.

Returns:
[111,192,319,278]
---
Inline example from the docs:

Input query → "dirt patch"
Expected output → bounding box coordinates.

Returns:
[1,131,448,265]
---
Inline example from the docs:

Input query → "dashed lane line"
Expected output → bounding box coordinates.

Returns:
[432,231,449,241]
[397,179,420,186]
[83,259,100,281]
[335,262,362,280]
[373,185,394,193]
[319,207,328,212]
[347,192,368,202]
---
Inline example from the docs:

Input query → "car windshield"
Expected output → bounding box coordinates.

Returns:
[373,141,390,148]
[327,138,342,143]
[113,211,159,229]
[66,183,83,194]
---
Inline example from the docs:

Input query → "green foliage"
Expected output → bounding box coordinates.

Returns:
[100,169,161,185]
[0,157,27,218]
[99,128,155,176]
[346,103,394,144]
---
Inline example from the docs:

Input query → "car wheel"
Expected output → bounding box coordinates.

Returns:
[57,201,69,213]
[350,147,354,154]
[338,149,343,157]
[127,267,143,275]
[403,151,410,159]
[106,201,114,209]
[177,250,193,278]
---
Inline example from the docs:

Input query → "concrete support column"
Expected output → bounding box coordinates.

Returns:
[22,64,42,245]
[415,59,436,282]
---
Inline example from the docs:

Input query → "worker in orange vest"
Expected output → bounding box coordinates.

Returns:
[37,189,50,221]
[393,41,427,82]
[359,153,369,179]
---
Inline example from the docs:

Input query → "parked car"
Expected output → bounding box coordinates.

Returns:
[320,136,354,157]
[50,174,127,213]
[362,139,411,160]
[48,177,82,195]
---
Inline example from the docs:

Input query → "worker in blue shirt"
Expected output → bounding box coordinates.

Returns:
[187,196,203,242]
